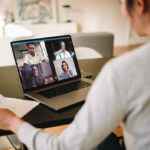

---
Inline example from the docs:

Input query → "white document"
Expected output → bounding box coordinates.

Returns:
[0,136,14,150]
[0,94,39,149]
[0,94,39,117]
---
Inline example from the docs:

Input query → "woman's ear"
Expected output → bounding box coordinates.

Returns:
[135,0,147,14]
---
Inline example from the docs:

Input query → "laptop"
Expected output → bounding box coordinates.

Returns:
[11,35,92,111]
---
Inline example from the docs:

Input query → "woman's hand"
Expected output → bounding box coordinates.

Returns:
[66,71,72,78]
[0,108,24,134]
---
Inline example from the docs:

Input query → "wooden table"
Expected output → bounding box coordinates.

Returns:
[0,58,111,132]
[0,58,113,149]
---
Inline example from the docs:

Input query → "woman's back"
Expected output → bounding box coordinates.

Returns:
[110,43,150,150]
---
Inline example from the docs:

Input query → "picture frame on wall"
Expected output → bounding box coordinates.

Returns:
[17,0,58,24]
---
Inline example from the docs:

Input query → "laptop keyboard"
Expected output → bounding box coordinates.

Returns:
[37,81,91,98]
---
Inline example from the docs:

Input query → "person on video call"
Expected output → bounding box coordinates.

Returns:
[23,43,46,66]
[1,0,150,150]
[61,60,74,80]
[31,65,45,87]
[55,41,71,59]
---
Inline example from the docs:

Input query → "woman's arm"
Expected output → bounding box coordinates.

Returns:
[0,108,24,134]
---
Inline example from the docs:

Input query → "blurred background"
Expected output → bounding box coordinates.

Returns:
[0,0,150,46]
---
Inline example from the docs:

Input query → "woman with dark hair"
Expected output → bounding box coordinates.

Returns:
[0,0,150,149]
[61,61,74,80]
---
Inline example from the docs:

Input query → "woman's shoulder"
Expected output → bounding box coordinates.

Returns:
[110,42,150,70]
[99,42,150,84]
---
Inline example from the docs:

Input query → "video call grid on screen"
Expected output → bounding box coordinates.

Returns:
[11,35,81,91]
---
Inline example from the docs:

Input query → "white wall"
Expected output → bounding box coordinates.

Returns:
[0,38,16,66]
[0,0,17,12]
[0,0,150,46]
[59,0,150,46]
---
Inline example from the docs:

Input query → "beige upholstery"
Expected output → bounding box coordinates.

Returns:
[71,32,114,58]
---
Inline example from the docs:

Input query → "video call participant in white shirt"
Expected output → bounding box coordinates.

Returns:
[23,43,46,66]
[55,41,71,59]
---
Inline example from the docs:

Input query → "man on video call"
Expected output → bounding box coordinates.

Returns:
[55,41,71,59]
[23,43,46,66]
[31,65,45,88]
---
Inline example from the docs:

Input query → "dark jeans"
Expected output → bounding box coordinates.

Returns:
[95,133,126,150]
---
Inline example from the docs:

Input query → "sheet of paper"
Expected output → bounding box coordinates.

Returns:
[0,94,39,117]
[0,136,14,150]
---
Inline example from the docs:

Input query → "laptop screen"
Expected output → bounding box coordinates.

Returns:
[11,35,81,92]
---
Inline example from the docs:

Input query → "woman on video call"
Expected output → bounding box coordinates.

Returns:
[0,0,150,149]
[61,60,74,80]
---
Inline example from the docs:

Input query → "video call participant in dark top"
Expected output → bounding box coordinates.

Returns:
[20,68,33,90]
[61,61,74,80]
[31,65,45,88]
[23,43,46,66]
[55,41,71,59]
